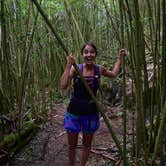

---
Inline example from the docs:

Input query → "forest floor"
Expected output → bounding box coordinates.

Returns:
[11,102,130,166]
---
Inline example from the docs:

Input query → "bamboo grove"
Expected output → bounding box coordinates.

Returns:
[0,0,166,165]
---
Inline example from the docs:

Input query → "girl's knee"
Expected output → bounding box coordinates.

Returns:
[83,144,91,149]
[69,143,77,150]
[82,134,93,147]
[82,141,92,148]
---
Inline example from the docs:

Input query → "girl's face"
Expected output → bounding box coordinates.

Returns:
[82,45,96,65]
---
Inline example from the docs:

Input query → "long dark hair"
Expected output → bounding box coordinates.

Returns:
[81,42,97,55]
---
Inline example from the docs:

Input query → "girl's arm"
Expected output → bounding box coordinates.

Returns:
[100,49,126,78]
[60,54,76,89]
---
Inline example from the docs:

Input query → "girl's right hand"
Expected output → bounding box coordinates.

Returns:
[67,53,75,67]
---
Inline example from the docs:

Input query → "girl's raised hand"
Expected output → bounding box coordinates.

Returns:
[118,49,127,59]
[67,53,76,66]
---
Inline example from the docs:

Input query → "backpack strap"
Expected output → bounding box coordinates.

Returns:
[77,63,100,77]
[75,64,103,100]
[94,64,100,78]
[94,64,104,100]
[77,64,83,73]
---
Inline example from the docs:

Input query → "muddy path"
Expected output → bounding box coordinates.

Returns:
[11,103,124,166]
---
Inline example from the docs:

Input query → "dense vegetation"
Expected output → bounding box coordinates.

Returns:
[0,0,166,165]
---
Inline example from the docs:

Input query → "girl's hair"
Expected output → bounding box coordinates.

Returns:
[81,42,97,55]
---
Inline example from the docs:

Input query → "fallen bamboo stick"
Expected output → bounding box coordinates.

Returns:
[90,149,116,161]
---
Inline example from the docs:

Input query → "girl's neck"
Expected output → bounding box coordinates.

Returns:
[82,63,95,76]
[83,63,94,70]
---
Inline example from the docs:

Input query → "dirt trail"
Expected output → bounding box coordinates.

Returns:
[12,103,123,166]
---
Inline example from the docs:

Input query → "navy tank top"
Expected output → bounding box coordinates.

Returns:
[67,64,100,115]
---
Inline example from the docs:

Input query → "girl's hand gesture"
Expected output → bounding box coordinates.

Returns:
[67,53,76,67]
[118,49,127,59]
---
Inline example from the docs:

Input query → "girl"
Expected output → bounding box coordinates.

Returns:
[60,42,126,166]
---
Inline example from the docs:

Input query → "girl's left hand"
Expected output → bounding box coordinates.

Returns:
[118,49,127,59]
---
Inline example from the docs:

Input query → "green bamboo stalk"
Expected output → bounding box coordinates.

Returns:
[124,0,165,164]
[0,0,14,113]
[130,0,144,157]
[149,0,162,154]
[152,101,166,161]
[132,1,149,163]
[147,2,160,156]
[123,3,137,159]
[18,2,39,127]
[62,0,84,62]
[1,0,7,93]
[31,0,68,55]
[63,0,84,43]
[152,1,166,160]
[118,0,128,165]
[145,0,157,154]
[124,0,149,164]
[31,0,123,156]
[161,0,166,104]
[102,0,121,45]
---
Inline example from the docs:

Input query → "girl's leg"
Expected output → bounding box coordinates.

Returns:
[80,133,94,166]
[67,132,79,166]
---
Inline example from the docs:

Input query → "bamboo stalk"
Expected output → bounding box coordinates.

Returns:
[18,2,39,127]
[152,101,166,161]
[63,0,84,43]
[102,0,121,45]
[161,0,166,104]
[31,0,68,55]
[0,0,16,113]
[118,0,128,165]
